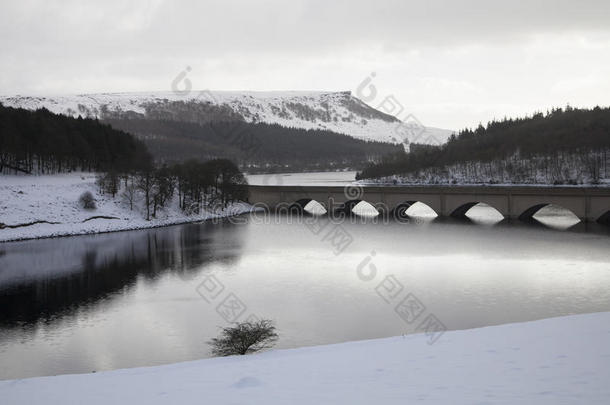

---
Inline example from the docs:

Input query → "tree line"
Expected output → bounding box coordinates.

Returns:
[358,105,610,184]
[104,118,402,172]
[97,158,247,220]
[0,105,151,174]
[0,105,250,221]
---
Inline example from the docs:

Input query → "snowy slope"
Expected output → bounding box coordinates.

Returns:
[0,312,608,404]
[0,173,254,243]
[0,91,454,145]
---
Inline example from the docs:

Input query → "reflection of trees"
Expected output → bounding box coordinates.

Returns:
[0,222,244,328]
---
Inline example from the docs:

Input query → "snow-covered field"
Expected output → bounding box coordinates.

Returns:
[0,312,608,404]
[0,173,253,242]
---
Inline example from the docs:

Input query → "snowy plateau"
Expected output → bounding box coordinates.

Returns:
[0,91,454,145]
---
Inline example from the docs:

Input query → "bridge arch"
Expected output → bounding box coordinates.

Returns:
[598,210,610,225]
[516,203,585,230]
[282,199,327,215]
[333,199,361,215]
[519,204,550,221]
[450,202,479,218]
[391,201,438,222]
[518,203,579,222]
[292,198,313,210]
[449,202,505,220]
[335,199,381,217]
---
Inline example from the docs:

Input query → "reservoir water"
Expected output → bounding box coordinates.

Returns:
[0,172,609,380]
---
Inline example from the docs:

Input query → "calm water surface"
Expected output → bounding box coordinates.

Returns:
[247,171,358,186]
[1,173,609,380]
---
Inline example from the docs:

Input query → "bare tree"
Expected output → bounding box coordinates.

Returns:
[136,169,154,220]
[208,320,278,356]
[151,166,175,218]
[121,176,138,210]
[96,171,120,197]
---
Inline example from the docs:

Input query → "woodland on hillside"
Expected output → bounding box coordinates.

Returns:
[358,106,610,185]
[104,118,402,172]
[0,105,151,175]
[0,106,248,221]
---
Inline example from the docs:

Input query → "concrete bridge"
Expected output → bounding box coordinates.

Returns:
[246,185,610,224]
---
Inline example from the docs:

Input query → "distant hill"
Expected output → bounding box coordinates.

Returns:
[0,91,454,145]
[0,91,454,172]
[358,106,610,185]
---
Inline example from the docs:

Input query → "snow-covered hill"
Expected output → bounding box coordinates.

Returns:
[0,91,454,145]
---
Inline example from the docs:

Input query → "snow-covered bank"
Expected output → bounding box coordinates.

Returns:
[0,173,254,242]
[359,150,610,186]
[1,312,608,404]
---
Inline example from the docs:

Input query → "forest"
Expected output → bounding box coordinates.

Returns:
[0,105,151,175]
[358,106,610,185]
[0,105,249,220]
[104,118,402,172]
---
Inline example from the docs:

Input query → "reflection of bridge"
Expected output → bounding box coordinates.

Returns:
[246,185,610,223]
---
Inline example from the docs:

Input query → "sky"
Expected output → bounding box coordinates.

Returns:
[1,0,609,130]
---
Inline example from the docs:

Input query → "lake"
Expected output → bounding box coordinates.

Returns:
[247,171,359,186]
[1,172,609,380]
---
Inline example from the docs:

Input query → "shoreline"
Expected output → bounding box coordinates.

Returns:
[0,172,255,243]
[1,312,608,404]
[0,211,253,244]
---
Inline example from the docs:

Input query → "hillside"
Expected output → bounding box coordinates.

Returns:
[0,91,454,145]
[2,91,428,171]
[0,105,151,175]
[358,106,610,185]
[103,118,402,172]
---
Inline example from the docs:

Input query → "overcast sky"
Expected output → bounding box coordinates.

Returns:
[1,0,609,129]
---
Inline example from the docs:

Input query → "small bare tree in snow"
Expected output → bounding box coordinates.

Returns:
[208,319,278,356]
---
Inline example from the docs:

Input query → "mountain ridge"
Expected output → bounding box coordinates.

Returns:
[0,91,454,145]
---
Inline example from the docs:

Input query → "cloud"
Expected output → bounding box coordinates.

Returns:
[3,0,610,56]
[0,0,609,128]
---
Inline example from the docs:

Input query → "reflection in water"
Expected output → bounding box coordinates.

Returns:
[405,202,438,219]
[463,203,505,225]
[0,209,609,380]
[0,221,244,329]
[303,200,327,215]
[301,200,583,230]
[533,204,582,230]
[351,201,380,217]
